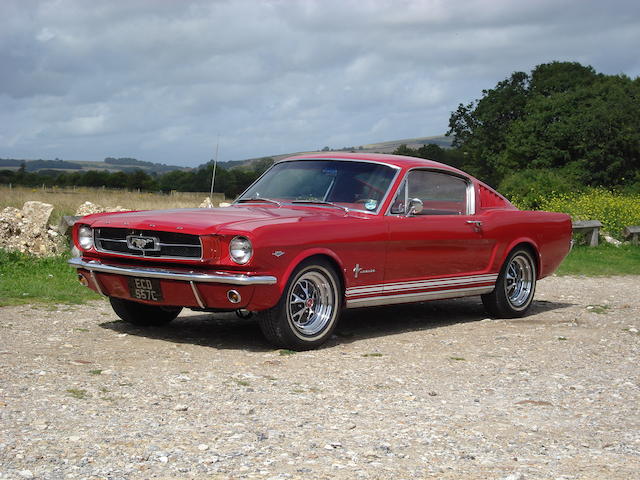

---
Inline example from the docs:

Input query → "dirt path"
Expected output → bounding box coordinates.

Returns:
[1,276,639,479]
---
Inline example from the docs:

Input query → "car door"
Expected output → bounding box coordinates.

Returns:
[384,169,495,284]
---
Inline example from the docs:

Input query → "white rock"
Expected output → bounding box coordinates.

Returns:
[603,234,622,246]
[0,202,63,256]
[199,197,214,208]
[75,201,105,216]
[500,473,524,480]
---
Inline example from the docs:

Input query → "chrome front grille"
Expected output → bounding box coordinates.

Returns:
[95,227,202,259]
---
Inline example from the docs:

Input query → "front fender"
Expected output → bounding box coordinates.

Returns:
[279,247,346,296]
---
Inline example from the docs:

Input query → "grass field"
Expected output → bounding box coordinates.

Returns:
[0,185,226,226]
[0,250,100,306]
[555,244,640,276]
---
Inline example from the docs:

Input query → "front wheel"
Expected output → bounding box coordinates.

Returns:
[110,297,182,326]
[482,248,537,318]
[258,260,342,350]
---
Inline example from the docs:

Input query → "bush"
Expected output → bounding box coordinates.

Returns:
[539,189,640,239]
[498,168,583,210]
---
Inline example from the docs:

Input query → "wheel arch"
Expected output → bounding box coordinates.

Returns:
[504,240,540,278]
[279,249,346,297]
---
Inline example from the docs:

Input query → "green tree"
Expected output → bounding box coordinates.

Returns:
[503,74,640,186]
[447,70,529,183]
[392,143,465,169]
[447,61,640,188]
[125,169,157,190]
[393,144,415,156]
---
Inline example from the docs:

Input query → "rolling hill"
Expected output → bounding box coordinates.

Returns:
[1,134,453,174]
[217,134,453,170]
[0,157,190,174]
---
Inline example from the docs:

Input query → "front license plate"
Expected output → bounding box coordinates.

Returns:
[128,277,163,302]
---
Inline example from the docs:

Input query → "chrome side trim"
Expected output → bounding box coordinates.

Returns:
[346,274,498,297]
[190,281,206,308]
[466,181,476,215]
[346,285,495,308]
[68,258,277,286]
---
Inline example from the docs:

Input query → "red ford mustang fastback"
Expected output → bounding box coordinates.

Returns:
[70,153,572,350]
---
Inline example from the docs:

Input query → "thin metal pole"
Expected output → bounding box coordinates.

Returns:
[209,136,219,206]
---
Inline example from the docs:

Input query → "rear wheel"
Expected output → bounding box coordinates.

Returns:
[109,297,182,326]
[259,259,341,350]
[482,247,536,318]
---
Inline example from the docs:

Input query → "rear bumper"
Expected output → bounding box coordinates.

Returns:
[68,257,277,286]
[68,257,279,310]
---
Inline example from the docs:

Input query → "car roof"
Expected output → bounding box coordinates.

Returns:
[281,152,469,177]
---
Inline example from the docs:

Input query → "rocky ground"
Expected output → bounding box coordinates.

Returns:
[0,276,638,479]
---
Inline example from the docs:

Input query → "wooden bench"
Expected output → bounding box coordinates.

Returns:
[572,220,602,247]
[623,225,640,245]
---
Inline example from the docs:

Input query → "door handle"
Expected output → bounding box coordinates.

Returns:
[466,220,482,232]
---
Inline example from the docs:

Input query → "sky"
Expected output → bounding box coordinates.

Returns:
[1,0,639,167]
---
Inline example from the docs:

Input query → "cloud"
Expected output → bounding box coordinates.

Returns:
[0,0,639,165]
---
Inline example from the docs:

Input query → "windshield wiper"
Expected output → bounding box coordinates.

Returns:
[236,197,282,206]
[291,200,349,212]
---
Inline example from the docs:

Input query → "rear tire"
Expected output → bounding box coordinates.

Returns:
[109,297,182,326]
[258,259,342,350]
[482,247,537,318]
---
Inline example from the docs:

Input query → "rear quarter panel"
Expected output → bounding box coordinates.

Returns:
[481,209,572,278]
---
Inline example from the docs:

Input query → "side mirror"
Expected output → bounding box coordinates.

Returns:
[406,198,423,216]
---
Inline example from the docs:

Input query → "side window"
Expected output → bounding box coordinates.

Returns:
[391,170,468,215]
[389,181,407,214]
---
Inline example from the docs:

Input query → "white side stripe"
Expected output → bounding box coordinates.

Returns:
[345,274,498,298]
[346,285,495,308]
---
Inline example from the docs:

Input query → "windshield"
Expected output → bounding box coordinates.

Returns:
[237,159,397,212]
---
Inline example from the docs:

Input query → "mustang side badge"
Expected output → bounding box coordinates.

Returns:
[353,263,376,278]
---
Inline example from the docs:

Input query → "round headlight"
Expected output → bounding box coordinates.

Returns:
[229,236,252,265]
[78,225,94,250]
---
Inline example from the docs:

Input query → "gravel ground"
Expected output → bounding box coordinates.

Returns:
[0,276,639,480]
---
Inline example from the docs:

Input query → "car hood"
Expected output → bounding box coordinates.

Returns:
[84,205,361,235]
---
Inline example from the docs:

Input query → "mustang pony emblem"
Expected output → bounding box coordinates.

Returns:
[126,235,159,251]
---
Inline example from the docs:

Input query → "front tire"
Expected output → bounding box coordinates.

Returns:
[109,297,182,326]
[482,248,537,318]
[258,260,342,350]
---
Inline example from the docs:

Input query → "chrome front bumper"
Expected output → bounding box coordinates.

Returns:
[68,257,278,286]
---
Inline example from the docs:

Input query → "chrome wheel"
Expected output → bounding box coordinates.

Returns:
[287,270,336,336]
[259,259,342,350]
[504,254,534,308]
[482,247,537,318]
